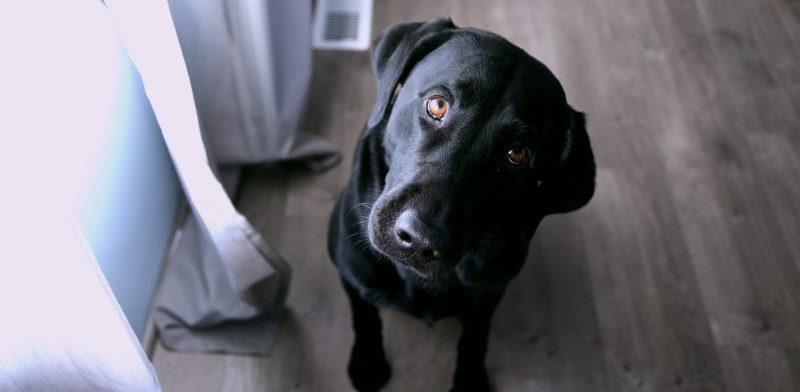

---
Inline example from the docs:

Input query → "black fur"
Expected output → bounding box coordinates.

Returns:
[327,18,596,392]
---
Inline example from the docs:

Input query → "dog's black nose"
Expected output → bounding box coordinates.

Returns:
[394,210,445,262]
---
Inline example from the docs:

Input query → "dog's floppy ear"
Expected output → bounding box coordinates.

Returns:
[367,18,457,128]
[539,107,596,214]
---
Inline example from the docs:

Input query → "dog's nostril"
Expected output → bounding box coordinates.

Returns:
[397,229,413,245]
[394,211,422,250]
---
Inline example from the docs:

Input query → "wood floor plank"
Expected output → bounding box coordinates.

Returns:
[770,0,800,55]
[151,343,226,392]
[785,349,800,388]
[573,1,726,389]
[750,0,800,86]
[648,0,800,350]
[718,346,800,392]
[748,132,800,268]
[586,168,725,392]
[694,0,779,98]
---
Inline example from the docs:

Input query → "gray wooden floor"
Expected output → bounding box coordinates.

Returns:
[151,0,800,391]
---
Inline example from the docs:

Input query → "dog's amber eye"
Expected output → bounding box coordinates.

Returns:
[507,145,528,165]
[426,96,448,119]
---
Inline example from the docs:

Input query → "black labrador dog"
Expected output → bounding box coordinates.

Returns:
[327,18,595,392]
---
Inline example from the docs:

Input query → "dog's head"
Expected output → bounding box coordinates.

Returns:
[365,19,595,281]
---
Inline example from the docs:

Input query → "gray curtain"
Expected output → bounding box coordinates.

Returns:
[105,0,338,355]
[166,0,340,169]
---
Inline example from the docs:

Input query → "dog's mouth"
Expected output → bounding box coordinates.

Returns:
[376,250,451,281]
[391,247,447,272]
[398,260,447,280]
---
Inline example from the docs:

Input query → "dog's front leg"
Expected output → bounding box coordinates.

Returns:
[342,279,391,392]
[451,298,500,392]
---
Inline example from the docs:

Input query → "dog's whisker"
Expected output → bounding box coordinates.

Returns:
[348,202,375,214]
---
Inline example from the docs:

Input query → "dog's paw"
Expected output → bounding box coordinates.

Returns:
[450,365,490,392]
[348,343,391,392]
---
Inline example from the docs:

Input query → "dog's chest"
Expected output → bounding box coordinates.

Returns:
[382,284,465,325]
[356,269,468,325]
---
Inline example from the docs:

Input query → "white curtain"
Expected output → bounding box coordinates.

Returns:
[105,0,337,354]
